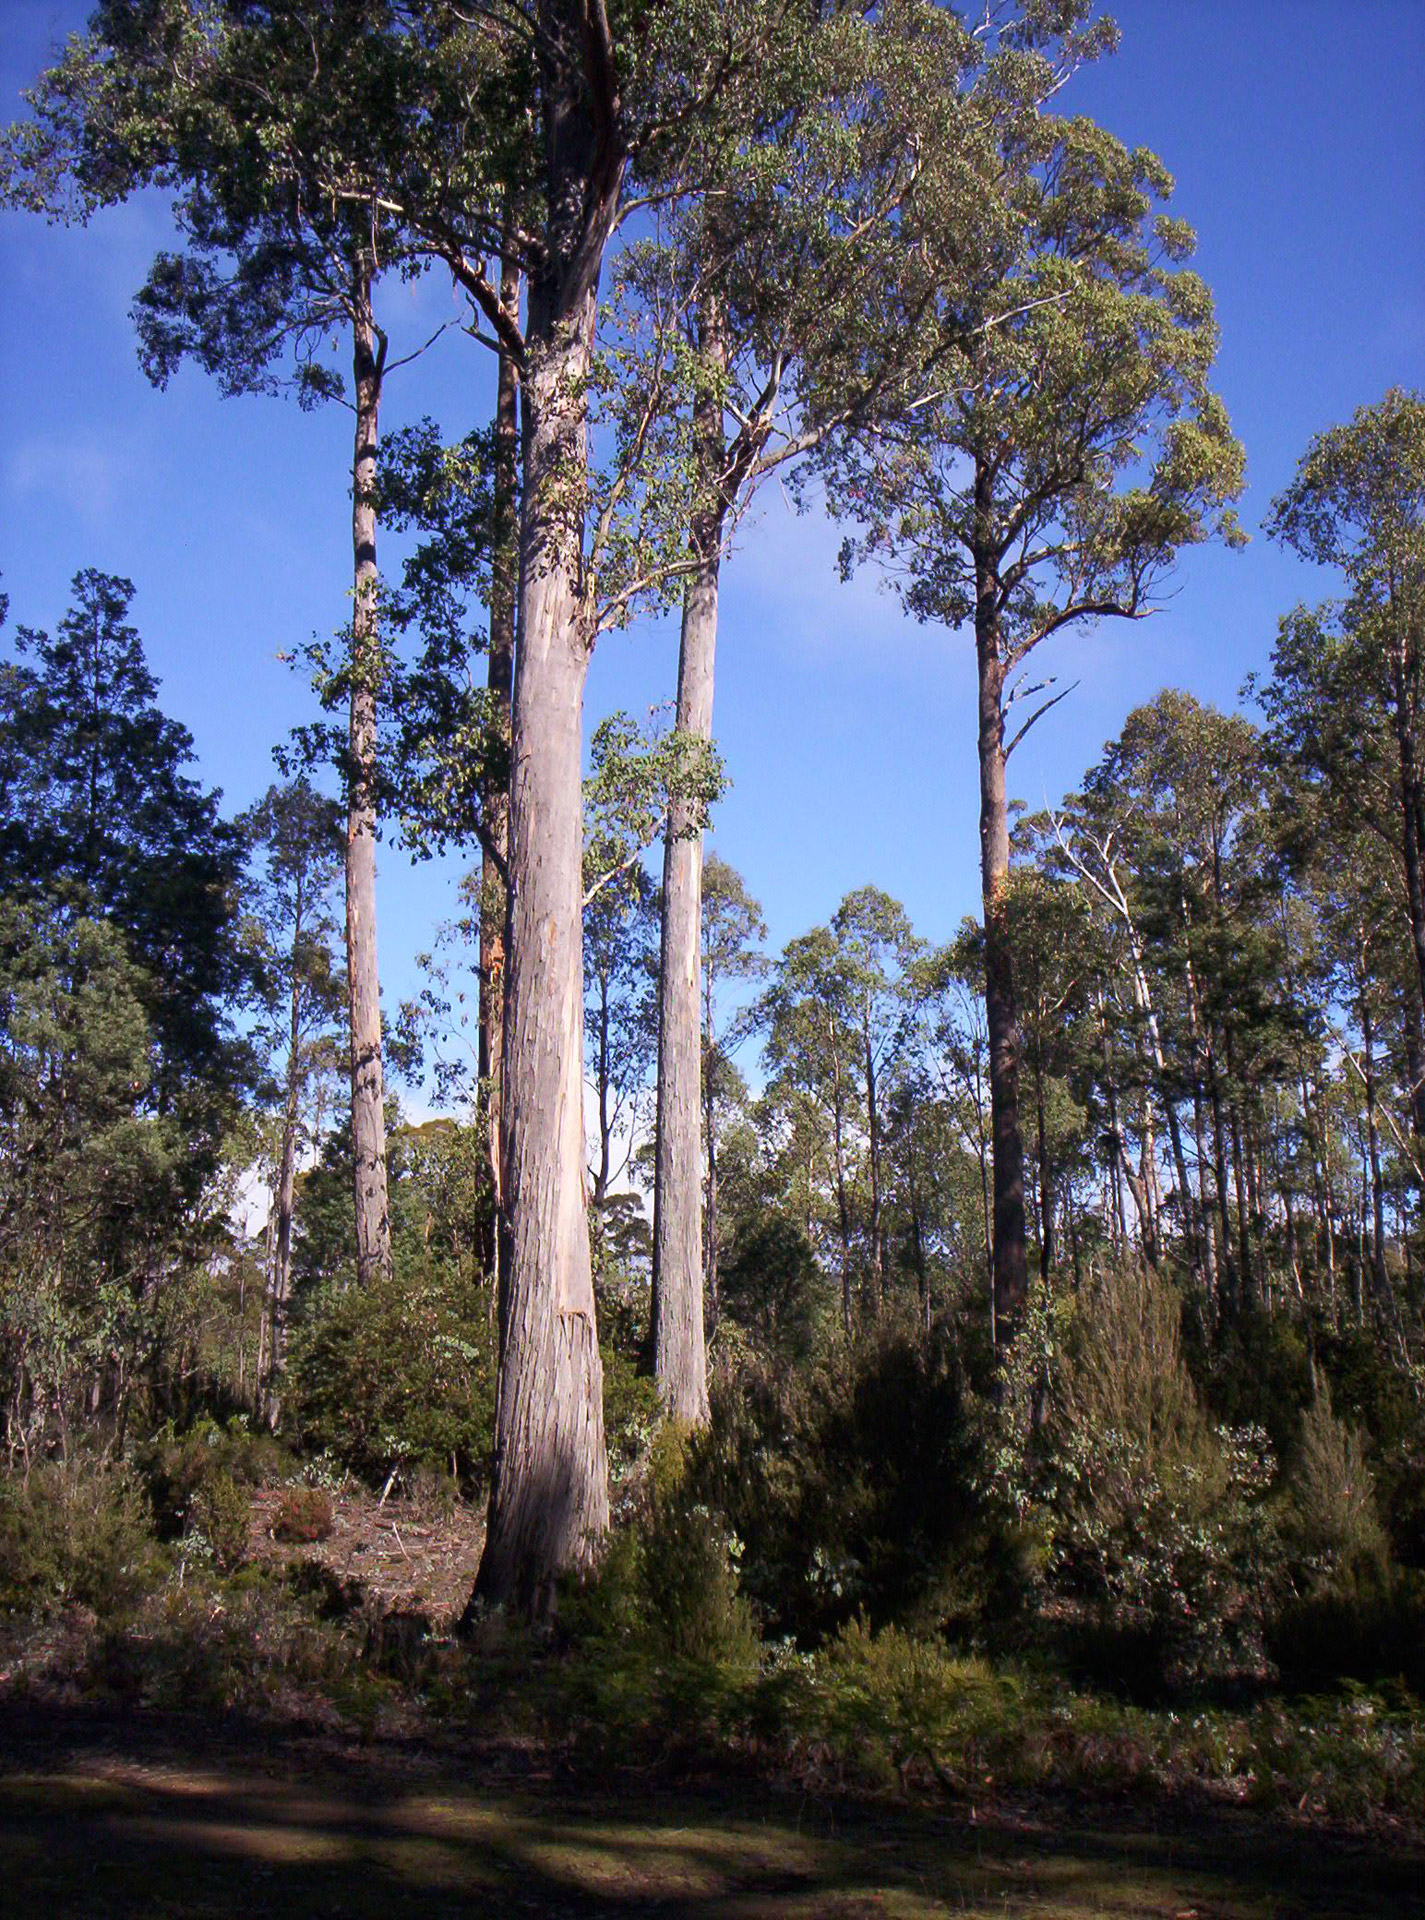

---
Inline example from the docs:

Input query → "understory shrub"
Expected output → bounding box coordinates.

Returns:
[0,1455,162,1618]
[693,1309,998,1645]
[141,1414,290,1541]
[571,1423,759,1676]
[187,1470,250,1569]
[1266,1389,1424,1692]
[1020,1262,1277,1693]
[289,1264,496,1487]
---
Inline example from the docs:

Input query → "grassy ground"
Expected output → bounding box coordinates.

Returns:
[2,1710,1421,1919]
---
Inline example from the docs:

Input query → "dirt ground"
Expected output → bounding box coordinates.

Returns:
[247,1484,485,1625]
[1,1706,1421,1920]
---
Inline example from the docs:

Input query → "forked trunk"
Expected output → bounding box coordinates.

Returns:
[346,270,391,1287]
[650,300,728,1424]
[473,305,610,1616]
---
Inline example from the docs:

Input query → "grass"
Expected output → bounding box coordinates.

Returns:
[1,1713,1422,1918]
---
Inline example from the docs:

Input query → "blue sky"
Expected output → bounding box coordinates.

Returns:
[2,1,1423,1080]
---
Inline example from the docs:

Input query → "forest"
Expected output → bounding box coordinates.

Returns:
[0,4,1423,1915]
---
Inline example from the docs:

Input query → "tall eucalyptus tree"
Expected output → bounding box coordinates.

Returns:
[827,96,1245,1335]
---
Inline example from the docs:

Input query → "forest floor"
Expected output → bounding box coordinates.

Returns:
[245,1482,485,1624]
[0,1701,1422,1920]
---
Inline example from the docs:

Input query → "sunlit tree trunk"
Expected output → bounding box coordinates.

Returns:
[479,244,520,1283]
[263,968,303,1428]
[346,262,391,1288]
[474,129,617,1604]
[650,304,727,1424]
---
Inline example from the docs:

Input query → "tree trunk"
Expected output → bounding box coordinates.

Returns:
[974,518,1029,1336]
[593,978,612,1207]
[1035,1056,1053,1280]
[263,972,303,1429]
[473,247,613,1617]
[703,1059,719,1342]
[865,1014,884,1305]
[1361,988,1393,1317]
[478,244,520,1281]
[649,305,727,1424]
[346,268,391,1288]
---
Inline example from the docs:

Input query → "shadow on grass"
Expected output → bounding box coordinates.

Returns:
[0,1702,1421,1918]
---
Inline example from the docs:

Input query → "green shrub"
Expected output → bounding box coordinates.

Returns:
[0,1456,163,1618]
[819,1617,1010,1789]
[693,1311,999,1645]
[719,1215,825,1363]
[600,1338,660,1482]
[571,1423,759,1675]
[1279,1388,1389,1585]
[1029,1262,1277,1693]
[289,1264,496,1487]
[188,1471,250,1570]
[640,1424,760,1669]
[141,1415,290,1540]
[273,1487,334,1544]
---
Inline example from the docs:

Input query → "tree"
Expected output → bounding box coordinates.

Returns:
[698,856,767,1337]
[238,779,346,1427]
[828,100,1244,1336]
[1264,391,1425,1139]
[1,2,492,1287]
[0,569,246,1165]
[644,0,1040,1419]
[0,902,177,1464]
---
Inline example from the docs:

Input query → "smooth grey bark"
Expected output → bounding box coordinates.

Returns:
[702,959,719,1339]
[473,18,623,1602]
[475,318,611,1613]
[649,300,730,1424]
[649,578,719,1419]
[478,246,520,1283]
[346,268,391,1288]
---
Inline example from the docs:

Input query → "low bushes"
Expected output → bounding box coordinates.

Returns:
[288,1265,496,1489]
[692,1309,998,1645]
[0,1455,163,1618]
[272,1486,334,1544]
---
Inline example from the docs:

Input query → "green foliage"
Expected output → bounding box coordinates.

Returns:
[0,569,247,1124]
[0,902,194,1458]
[1280,1389,1390,1587]
[0,1456,162,1620]
[1027,1263,1278,1693]
[718,1214,825,1362]
[818,1617,1018,1792]
[289,1264,496,1489]
[566,1420,759,1719]
[188,1470,251,1571]
[141,1414,289,1539]
[696,1312,993,1644]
